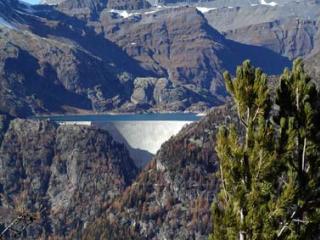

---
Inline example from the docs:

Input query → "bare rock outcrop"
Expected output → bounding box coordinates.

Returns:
[101,6,290,107]
[82,103,239,240]
[0,118,138,239]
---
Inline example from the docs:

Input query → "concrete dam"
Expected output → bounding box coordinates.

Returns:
[94,121,193,167]
[37,113,201,168]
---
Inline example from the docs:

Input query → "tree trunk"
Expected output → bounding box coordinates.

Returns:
[240,208,245,240]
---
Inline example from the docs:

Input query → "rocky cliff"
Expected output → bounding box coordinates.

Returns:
[204,0,320,59]
[82,103,239,240]
[305,49,320,85]
[0,0,319,239]
[224,18,319,60]
[0,117,138,239]
[0,0,292,117]
[0,27,127,116]
[42,0,150,19]
[100,6,290,109]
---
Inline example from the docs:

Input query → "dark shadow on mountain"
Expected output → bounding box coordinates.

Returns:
[224,39,292,75]
[204,22,292,76]
[20,5,156,78]
[3,47,92,116]
[93,122,154,168]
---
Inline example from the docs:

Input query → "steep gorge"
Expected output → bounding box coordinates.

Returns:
[0,115,138,239]
[82,103,238,240]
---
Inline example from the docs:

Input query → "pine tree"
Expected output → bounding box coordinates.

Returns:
[273,58,320,239]
[210,60,277,240]
[210,59,320,240]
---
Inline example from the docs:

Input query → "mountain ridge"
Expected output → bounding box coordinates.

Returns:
[82,102,238,240]
[0,1,292,117]
[0,116,138,239]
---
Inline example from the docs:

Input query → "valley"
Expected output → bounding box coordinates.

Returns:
[0,0,320,239]
[0,0,304,117]
[35,113,201,168]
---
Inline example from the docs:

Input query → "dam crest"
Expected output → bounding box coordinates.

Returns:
[39,113,201,168]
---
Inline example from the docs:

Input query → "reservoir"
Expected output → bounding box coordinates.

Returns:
[34,113,202,168]
[35,113,201,122]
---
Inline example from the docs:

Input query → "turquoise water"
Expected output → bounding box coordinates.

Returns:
[24,0,40,4]
[33,113,201,122]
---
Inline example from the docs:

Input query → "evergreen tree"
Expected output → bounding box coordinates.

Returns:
[210,59,320,240]
[210,60,277,240]
[273,58,320,239]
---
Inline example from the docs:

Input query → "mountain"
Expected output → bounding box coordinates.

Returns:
[0,0,319,239]
[0,115,138,239]
[42,0,150,10]
[203,0,320,59]
[0,27,126,116]
[82,102,238,240]
[224,18,319,60]
[305,49,320,84]
[157,0,296,7]
[42,0,151,19]
[205,1,320,32]
[0,0,149,117]
[0,0,291,116]
[99,6,290,106]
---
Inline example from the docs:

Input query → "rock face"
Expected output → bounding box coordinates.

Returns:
[107,0,151,10]
[129,77,211,111]
[100,7,228,96]
[101,6,290,106]
[204,0,320,59]
[0,118,138,239]
[42,0,150,19]
[82,103,239,240]
[205,1,320,32]
[0,1,292,116]
[224,18,319,60]
[0,27,126,117]
[56,0,109,18]
[0,0,147,117]
[160,0,309,5]
[0,0,319,239]
[305,49,320,85]
[42,0,150,10]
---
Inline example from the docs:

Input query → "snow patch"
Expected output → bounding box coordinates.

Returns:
[19,0,37,13]
[0,17,15,29]
[260,0,278,6]
[196,7,217,14]
[109,9,139,19]
[145,9,161,15]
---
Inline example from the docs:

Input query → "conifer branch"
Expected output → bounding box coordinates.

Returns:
[252,107,260,123]
[255,150,264,180]
[219,165,229,204]
[302,137,307,172]
[277,210,296,238]
[237,108,248,128]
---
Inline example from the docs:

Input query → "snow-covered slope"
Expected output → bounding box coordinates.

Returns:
[40,0,65,5]
[0,17,15,29]
[260,0,278,6]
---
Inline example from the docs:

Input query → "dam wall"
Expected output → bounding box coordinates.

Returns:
[49,113,200,168]
[93,121,192,168]
[58,121,92,126]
